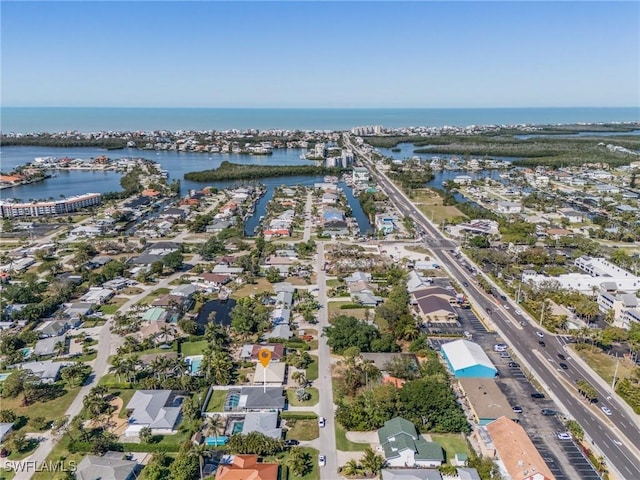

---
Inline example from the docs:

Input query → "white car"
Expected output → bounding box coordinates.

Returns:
[318,455,326,467]
[318,417,326,428]
[557,432,571,440]
[601,406,613,416]
[536,331,544,338]
[515,309,523,316]
[503,304,510,310]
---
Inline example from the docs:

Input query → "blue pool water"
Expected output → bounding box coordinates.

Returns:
[205,435,228,446]
[0,373,11,382]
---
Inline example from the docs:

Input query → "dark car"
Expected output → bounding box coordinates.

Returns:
[486,307,493,314]
[559,363,569,370]
[284,440,300,447]
[531,392,545,399]
[538,340,546,347]
[508,362,520,368]
[541,409,557,415]
[500,295,507,301]
[463,281,469,287]
[512,406,523,413]
[557,353,566,360]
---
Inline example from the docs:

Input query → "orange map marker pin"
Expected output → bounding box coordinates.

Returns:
[258,348,272,368]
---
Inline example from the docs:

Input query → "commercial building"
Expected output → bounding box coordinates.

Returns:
[485,416,555,480]
[0,193,101,218]
[440,340,497,378]
[458,378,515,425]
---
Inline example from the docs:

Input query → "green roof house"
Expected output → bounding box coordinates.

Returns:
[377,417,444,468]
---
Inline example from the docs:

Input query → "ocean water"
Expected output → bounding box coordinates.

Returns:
[1,107,638,133]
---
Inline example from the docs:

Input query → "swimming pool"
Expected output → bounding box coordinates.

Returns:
[21,347,33,359]
[231,421,244,435]
[0,373,11,382]
[185,355,203,374]
[224,391,241,411]
[205,435,228,446]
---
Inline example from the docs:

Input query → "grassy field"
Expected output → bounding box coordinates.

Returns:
[232,278,273,298]
[180,340,208,356]
[571,345,635,385]
[0,386,81,433]
[430,433,470,463]
[206,389,227,412]
[31,435,82,480]
[334,424,370,451]
[99,296,128,314]
[121,287,144,295]
[327,301,370,322]
[285,419,319,441]
[286,387,319,406]
[326,278,343,288]
[286,447,319,480]
[306,355,318,381]
[412,188,466,223]
[138,287,171,305]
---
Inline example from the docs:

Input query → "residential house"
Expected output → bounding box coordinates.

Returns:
[142,307,169,323]
[0,423,14,443]
[34,334,66,357]
[253,363,287,385]
[241,344,285,362]
[406,270,431,293]
[558,208,584,223]
[80,287,114,305]
[239,412,282,439]
[267,324,292,339]
[76,454,138,480]
[224,387,286,412]
[124,390,185,436]
[381,469,444,480]
[36,319,70,338]
[375,214,395,235]
[496,201,522,215]
[215,454,279,480]
[198,273,232,289]
[17,360,63,383]
[377,417,444,467]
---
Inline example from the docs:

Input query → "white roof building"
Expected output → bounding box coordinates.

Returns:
[440,340,496,378]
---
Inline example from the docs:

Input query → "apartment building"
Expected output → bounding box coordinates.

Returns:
[0,193,101,218]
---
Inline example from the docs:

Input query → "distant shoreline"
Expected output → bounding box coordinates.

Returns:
[1,106,638,134]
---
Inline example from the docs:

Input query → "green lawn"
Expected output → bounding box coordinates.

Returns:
[334,424,370,451]
[0,386,81,433]
[283,447,319,480]
[571,345,634,385]
[138,287,171,305]
[286,388,319,406]
[99,296,128,314]
[180,340,208,356]
[31,435,82,480]
[306,355,318,381]
[430,433,470,463]
[327,301,370,321]
[285,419,319,441]
[326,279,343,288]
[206,389,227,412]
[109,388,137,418]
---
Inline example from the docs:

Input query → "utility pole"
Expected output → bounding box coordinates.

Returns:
[611,354,619,390]
[540,300,546,326]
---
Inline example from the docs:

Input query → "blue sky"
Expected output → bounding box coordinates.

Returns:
[1,1,639,108]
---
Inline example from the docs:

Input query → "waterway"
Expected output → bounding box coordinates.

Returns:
[196,298,237,329]
[513,129,640,140]
[0,145,373,234]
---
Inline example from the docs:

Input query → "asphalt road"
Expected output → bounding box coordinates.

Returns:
[346,134,640,480]
[315,242,339,479]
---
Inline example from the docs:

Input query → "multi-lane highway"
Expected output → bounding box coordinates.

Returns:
[345,134,640,480]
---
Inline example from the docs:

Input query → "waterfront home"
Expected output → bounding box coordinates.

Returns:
[496,201,522,214]
[197,273,232,289]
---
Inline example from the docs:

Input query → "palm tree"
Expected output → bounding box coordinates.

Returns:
[190,444,213,480]
[109,356,129,383]
[340,459,363,477]
[158,324,174,344]
[360,446,387,476]
[203,414,224,446]
[286,447,311,477]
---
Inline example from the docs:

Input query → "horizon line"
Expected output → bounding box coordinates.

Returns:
[3,105,640,110]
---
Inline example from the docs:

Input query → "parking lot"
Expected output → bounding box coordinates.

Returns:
[427,305,601,479]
